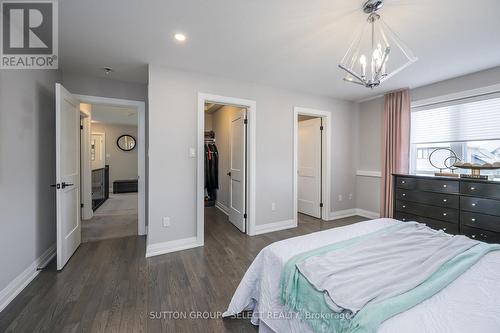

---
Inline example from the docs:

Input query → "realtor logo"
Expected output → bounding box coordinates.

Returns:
[1,0,58,69]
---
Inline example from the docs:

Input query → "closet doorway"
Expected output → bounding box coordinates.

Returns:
[197,93,256,243]
[293,107,331,222]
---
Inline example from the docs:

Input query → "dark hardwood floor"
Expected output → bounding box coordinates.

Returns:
[0,209,367,333]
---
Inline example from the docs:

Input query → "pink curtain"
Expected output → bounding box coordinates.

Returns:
[381,89,411,218]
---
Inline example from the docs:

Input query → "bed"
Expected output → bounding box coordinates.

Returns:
[223,218,500,333]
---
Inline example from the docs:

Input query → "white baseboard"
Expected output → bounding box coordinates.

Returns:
[215,201,229,216]
[145,237,202,258]
[355,209,380,219]
[0,244,56,313]
[327,208,380,221]
[327,209,357,220]
[253,219,296,236]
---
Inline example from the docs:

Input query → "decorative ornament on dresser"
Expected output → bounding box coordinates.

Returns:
[339,0,417,88]
[454,161,500,180]
[428,148,460,177]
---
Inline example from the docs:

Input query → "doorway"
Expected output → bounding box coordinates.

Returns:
[294,107,331,222]
[204,102,247,233]
[81,103,140,243]
[197,93,256,244]
[55,85,146,270]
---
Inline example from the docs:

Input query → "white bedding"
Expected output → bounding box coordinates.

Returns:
[223,218,500,333]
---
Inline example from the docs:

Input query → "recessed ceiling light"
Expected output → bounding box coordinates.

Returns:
[174,33,186,42]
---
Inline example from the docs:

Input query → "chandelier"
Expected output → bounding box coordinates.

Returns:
[338,0,417,89]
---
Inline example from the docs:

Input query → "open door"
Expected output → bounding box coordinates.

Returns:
[298,117,322,218]
[228,108,246,232]
[55,83,81,270]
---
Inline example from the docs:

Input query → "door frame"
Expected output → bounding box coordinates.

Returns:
[75,94,147,236]
[293,106,331,222]
[197,92,257,242]
[80,107,92,220]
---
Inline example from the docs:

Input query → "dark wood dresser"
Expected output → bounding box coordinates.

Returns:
[393,174,500,244]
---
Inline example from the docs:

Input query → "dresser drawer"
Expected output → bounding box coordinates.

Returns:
[395,189,458,209]
[460,197,500,216]
[460,181,500,200]
[461,211,500,233]
[395,176,417,189]
[395,200,459,223]
[395,176,458,194]
[394,212,458,234]
[461,226,500,244]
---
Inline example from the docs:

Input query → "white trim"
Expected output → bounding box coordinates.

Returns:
[145,237,202,258]
[411,83,500,108]
[327,208,380,221]
[356,170,382,178]
[327,209,357,220]
[293,107,332,224]
[355,209,380,219]
[80,106,93,220]
[0,244,55,313]
[74,94,147,237]
[215,201,229,216]
[197,93,257,240]
[253,219,296,236]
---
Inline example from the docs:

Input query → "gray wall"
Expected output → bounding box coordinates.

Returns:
[148,66,357,245]
[91,123,138,186]
[0,70,59,293]
[355,98,384,213]
[61,72,147,101]
[355,65,500,215]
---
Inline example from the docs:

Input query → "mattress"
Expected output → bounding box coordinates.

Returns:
[223,218,500,333]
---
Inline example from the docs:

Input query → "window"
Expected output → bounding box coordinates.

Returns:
[410,93,500,179]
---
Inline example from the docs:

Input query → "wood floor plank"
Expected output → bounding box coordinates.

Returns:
[0,210,367,333]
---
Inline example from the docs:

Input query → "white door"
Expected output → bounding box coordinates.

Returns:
[298,118,322,218]
[228,108,246,232]
[56,83,81,270]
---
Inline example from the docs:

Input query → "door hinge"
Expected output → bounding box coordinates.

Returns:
[320,203,324,208]
[243,213,247,219]
[320,125,324,131]
[81,203,84,208]
[80,124,84,130]
[244,119,248,125]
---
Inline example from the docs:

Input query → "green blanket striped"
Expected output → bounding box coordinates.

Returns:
[279,224,500,333]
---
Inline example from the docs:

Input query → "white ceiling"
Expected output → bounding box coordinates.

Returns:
[60,0,500,101]
[91,104,138,126]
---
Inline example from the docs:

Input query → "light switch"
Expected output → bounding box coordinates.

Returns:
[162,217,170,227]
[189,147,196,158]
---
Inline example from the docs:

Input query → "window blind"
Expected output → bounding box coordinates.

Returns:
[411,93,500,144]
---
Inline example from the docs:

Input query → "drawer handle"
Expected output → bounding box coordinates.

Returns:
[443,199,447,202]
[402,205,406,208]
[402,193,406,197]
[472,203,477,207]
[471,218,476,222]
[402,218,406,221]
[443,213,447,216]
[470,187,475,191]
[442,228,447,231]
[482,234,487,238]
[443,184,447,188]
[471,235,476,238]
[401,180,406,184]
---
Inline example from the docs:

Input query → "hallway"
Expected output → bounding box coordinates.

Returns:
[82,193,138,243]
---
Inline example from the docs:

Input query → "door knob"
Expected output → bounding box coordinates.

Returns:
[61,182,74,189]
[50,183,61,189]
[227,172,231,177]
